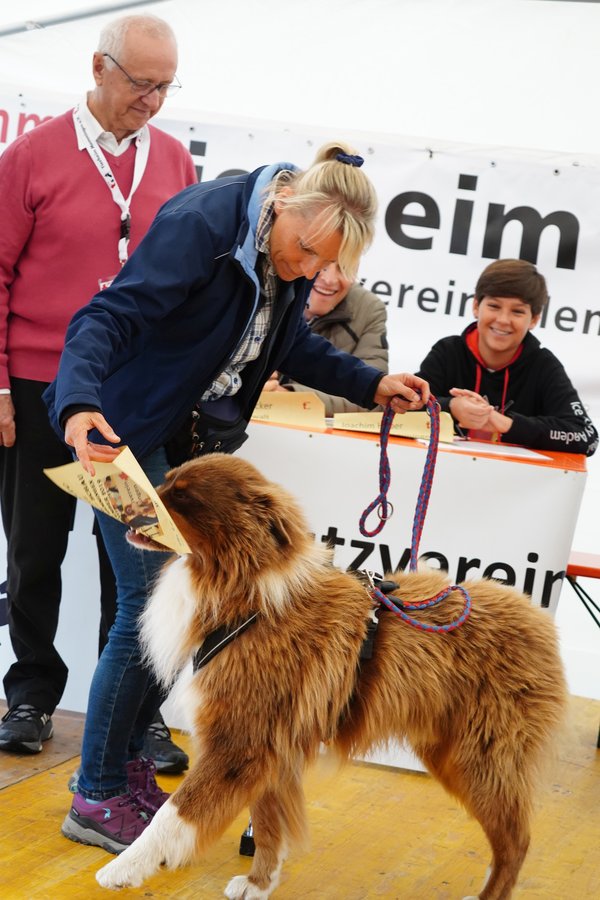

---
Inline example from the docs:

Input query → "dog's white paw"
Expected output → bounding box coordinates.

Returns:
[224,874,272,899]
[96,856,143,890]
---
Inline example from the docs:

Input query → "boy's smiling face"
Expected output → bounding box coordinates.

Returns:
[474,295,540,367]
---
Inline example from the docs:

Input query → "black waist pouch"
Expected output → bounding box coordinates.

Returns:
[165,409,249,467]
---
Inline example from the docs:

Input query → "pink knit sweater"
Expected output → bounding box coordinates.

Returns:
[0,109,196,385]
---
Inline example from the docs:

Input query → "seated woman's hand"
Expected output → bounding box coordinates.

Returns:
[262,371,290,393]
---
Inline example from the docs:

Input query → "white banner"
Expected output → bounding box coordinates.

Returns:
[7,90,596,402]
[1,84,599,517]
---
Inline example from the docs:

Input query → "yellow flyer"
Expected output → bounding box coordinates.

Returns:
[44,446,191,555]
[332,410,455,442]
[251,391,326,430]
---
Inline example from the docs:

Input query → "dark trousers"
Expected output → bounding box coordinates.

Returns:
[0,378,116,714]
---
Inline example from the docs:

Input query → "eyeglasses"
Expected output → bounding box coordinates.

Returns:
[103,53,181,98]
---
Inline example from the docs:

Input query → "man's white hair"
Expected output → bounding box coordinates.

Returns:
[97,14,176,59]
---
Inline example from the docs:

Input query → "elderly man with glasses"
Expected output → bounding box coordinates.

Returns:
[102,52,182,99]
[0,13,195,797]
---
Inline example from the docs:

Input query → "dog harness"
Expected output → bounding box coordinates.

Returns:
[192,614,258,672]
[353,572,397,660]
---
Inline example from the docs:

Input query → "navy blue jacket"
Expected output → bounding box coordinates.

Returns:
[45,164,383,458]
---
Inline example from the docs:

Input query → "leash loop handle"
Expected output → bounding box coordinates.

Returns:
[359,397,440,554]
[358,395,473,633]
[358,404,395,537]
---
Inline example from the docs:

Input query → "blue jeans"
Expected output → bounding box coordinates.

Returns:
[77,448,171,800]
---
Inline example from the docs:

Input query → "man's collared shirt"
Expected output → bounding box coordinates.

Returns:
[76,95,146,157]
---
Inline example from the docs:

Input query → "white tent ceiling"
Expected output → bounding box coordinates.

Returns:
[1,0,599,157]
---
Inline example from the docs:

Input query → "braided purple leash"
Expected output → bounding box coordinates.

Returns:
[359,396,472,633]
[409,396,440,571]
[358,403,395,537]
[373,582,471,633]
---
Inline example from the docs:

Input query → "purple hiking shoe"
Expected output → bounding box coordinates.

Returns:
[61,789,152,854]
[68,757,170,813]
[127,757,170,813]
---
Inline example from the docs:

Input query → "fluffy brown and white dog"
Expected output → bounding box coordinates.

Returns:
[96,454,567,899]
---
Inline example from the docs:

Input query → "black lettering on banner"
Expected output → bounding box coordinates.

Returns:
[541,570,565,608]
[347,540,375,570]
[319,525,565,605]
[370,281,392,302]
[538,298,600,335]
[356,270,599,337]
[189,139,206,182]
[320,526,346,550]
[379,544,412,574]
[444,280,455,315]
[417,551,449,572]
[449,174,478,255]
[385,191,440,250]
[482,561,517,585]
[523,552,539,597]
[554,306,577,332]
[456,556,483,581]
[398,283,413,308]
[482,205,579,270]
[581,309,600,336]
[383,172,581,270]
[417,287,439,313]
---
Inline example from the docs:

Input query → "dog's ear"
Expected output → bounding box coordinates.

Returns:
[256,492,293,548]
[270,517,292,548]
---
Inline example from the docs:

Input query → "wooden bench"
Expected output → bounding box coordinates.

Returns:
[565,551,600,748]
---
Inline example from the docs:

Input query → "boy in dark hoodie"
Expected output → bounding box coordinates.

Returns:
[416,259,597,455]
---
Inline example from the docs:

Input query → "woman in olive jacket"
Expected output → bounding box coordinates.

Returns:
[268,264,389,415]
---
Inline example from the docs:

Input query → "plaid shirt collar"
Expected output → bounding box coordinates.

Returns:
[255,195,280,312]
[200,174,295,404]
[255,168,294,283]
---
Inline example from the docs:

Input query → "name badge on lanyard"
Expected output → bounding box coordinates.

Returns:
[72,105,151,269]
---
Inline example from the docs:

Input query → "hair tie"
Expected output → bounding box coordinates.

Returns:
[335,152,364,168]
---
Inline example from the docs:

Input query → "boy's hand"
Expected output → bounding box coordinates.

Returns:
[449,389,494,430]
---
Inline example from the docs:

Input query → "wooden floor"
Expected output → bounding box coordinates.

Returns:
[0,696,598,900]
